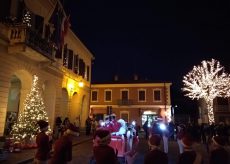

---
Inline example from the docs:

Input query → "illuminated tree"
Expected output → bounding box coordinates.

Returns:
[182,59,230,124]
[11,75,49,142]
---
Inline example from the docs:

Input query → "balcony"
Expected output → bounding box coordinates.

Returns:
[117,99,134,106]
[0,22,55,62]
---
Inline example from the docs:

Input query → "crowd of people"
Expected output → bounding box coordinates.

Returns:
[33,115,230,164]
[143,120,230,164]
[35,117,80,164]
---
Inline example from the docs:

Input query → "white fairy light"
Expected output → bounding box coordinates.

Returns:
[10,75,50,142]
[182,59,230,124]
[22,10,31,27]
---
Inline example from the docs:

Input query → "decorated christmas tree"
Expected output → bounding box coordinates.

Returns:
[10,75,49,142]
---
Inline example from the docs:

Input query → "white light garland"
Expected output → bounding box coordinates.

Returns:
[182,59,230,124]
[10,75,50,142]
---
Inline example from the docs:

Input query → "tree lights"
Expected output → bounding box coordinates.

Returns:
[182,59,230,124]
[10,75,49,142]
[22,10,31,27]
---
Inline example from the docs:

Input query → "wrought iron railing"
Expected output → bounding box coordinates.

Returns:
[0,21,54,60]
[25,29,54,60]
[117,99,134,106]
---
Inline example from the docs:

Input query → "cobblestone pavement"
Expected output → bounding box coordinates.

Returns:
[1,132,215,164]
[0,134,92,164]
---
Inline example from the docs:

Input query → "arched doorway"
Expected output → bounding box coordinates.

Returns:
[4,70,32,136]
[4,75,21,135]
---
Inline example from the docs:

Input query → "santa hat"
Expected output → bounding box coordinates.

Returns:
[94,129,111,145]
[64,123,79,136]
[182,134,193,148]
[148,134,161,147]
[37,120,48,131]
[212,136,226,147]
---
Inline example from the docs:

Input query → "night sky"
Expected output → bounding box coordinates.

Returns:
[62,0,230,114]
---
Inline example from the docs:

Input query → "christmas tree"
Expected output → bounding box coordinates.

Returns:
[10,75,49,142]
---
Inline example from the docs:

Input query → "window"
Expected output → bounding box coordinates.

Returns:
[79,59,85,78]
[216,97,228,105]
[104,90,112,102]
[153,89,161,101]
[63,44,68,67]
[121,90,129,100]
[138,89,146,102]
[120,111,129,122]
[91,90,98,102]
[68,50,73,70]
[73,55,79,74]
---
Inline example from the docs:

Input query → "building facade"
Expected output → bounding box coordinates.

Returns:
[198,97,230,124]
[90,81,172,126]
[0,0,94,136]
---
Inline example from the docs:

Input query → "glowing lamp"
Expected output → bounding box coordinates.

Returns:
[159,123,166,131]
[78,81,84,88]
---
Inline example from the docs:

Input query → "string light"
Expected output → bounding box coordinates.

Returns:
[11,75,50,142]
[182,59,230,124]
[22,10,31,27]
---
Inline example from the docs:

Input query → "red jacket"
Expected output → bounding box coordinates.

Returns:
[35,132,51,161]
[50,135,72,164]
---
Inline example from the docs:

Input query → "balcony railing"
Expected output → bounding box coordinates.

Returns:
[25,29,54,60]
[0,22,54,60]
[0,22,26,44]
[117,99,134,106]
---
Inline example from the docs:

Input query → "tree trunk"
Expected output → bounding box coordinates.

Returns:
[206,99,215,124]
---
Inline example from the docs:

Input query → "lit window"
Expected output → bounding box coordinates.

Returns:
[138,89,146,102]
[121,90,129,100]
[153,89,161,101]
[105,90,112,102]
[91,90,98,102]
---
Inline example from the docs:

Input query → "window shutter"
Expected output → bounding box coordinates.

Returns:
[63,44,68,67]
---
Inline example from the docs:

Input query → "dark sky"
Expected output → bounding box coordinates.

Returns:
[62,0,230,113]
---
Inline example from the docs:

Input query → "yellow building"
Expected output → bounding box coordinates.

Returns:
[90,78,172,126]
[0,0,94,136]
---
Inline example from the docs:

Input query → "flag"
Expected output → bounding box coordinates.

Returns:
[49,4,65,58]
[61,15,71,47]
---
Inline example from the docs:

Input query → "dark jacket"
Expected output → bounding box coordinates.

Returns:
[93,145,117,164]
[210,147,229,164]
[144,148,168,164]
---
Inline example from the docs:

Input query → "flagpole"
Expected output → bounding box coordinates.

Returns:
[56,0,67,17]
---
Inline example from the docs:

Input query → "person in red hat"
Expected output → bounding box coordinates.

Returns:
[35,120,51,164]
[178,133,202,164]
[93,129,118,164]
[209,136,229,164]
[144,134,168,164]
[50,123,78,164]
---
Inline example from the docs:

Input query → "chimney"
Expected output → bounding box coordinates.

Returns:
[114,75,118,81]
[134,74,138,81]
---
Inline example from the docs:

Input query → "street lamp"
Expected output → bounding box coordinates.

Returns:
[78,81,84,88]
